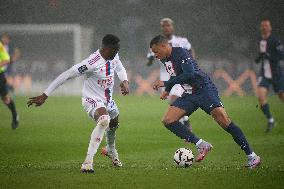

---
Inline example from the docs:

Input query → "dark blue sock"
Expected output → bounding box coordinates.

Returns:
[164,121,200,144]
[225,122,252,155]
[261,103,272,120]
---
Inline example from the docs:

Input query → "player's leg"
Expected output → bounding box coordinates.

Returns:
[210,107,261,168]
[276,76,284,102]
[278,92,284,102]
[168,84,191,131]
[162,103,199,144]
[0,73,19,129]
[257,78,275,131]
[81,98,111,173]
[163,96,213,162]
[101,100,122,167]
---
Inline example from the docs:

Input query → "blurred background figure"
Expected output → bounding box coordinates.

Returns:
[255,20,284,132]
[0,37,19,129]
[1,33,22,93]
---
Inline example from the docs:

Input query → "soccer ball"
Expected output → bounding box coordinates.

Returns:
[174,148,194,168]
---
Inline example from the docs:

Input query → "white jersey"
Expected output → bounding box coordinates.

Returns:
[44,50,128,104]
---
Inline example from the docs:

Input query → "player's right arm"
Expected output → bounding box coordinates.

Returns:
[27,58,95,107]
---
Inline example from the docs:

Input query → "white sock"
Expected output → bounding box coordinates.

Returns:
[179,116,189,124]
[84,115,110,163]
[268,117,274,123]
[105,128,116,152]
[196,139,203,146]
[248,152,257,158]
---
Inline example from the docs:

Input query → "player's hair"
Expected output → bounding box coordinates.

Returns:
[102,34,120,48]
[261,19,271,24]
[160,18,174,25]
[150,35,168,48]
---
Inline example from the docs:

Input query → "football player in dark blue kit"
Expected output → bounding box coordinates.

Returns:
[255,20,284,132]
[150,35,261,168]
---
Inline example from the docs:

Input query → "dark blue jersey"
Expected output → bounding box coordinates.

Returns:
[162,47,212,92]
[256,34,284,80]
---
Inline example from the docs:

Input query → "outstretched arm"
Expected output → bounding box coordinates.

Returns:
[27,67,80,107]
[27,58,92,107]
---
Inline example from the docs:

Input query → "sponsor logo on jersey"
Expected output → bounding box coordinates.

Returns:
[88,54,100,65]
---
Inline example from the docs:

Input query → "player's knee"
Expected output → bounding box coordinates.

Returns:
[109,117,119,130]
[162,116,176,126]
[1,95,10,104]
[97,115,110,129]
[213,112,231,128]
[278,93,284,102]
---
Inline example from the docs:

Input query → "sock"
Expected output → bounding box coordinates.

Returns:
[85,116,110,163]
[105,127,116,152]
[165,121,200,144]
[248,152,257,158]
[225,122,252,155]
[6,100,17,120]
[261,103,273,121]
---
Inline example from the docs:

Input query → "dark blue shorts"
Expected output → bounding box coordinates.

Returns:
[258,76,284,93]
[171,85,223,116]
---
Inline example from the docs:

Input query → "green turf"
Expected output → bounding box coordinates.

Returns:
[0,95,284,189]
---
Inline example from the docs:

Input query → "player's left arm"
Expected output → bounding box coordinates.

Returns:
[115,57,129,96]
[163,55,196,92]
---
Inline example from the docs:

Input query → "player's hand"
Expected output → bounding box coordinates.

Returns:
[120,80,129,96]
[153,80,164,91]
[27,93,48,107]
[160,91,169,100]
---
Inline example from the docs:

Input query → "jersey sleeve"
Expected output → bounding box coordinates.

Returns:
[164,51,195,92]
[114,55,128,81]
[44,56,98,96]
[71,56,99,75]
[181,38,191,50]
[0,43,10,62]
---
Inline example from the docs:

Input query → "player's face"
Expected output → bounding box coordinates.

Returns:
[161,22,174,37]
[260,21,272,36]
[1,36,10,45]
[151,43,169,60]
[106,46,119,60]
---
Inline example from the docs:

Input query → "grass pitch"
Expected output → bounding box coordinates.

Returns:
[0,95,284,189]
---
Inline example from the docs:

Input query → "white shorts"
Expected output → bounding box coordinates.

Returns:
[82,97,119,120]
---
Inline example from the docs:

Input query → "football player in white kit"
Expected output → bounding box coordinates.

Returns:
[147,18,194,129]
[27,34,129,173]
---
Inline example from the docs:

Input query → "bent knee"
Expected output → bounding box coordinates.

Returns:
[1,95,10,104]
[162,116,177,126]
[213,113,231,128]
[97,115,111,129]
[109,117,119,130]
[279,93,284,102]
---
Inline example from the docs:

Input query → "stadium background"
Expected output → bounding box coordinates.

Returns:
[0,0,284,95]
